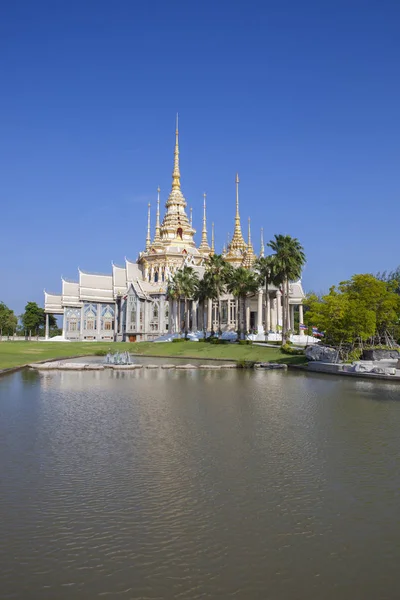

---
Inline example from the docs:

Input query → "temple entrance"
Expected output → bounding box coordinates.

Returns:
[250,312,256,331]
[129,335,136,342]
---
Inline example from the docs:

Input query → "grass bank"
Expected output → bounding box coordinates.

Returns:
[0,341,307,370]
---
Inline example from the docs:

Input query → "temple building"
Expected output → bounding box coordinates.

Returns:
[44,118,305,341]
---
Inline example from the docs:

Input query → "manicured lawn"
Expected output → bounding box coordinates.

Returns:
[0,340,307,370]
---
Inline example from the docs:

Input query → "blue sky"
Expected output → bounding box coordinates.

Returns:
[1,0,399,313]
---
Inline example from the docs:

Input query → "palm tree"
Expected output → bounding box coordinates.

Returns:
[254,254,277,333]
[226,267,259,339]
[194,276,214,337]
[267,235,306,343]
[166,277,181,333]
[205,254,233,333]
[170,267,199,336]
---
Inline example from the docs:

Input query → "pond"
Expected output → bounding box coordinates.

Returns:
[1,361,399,599]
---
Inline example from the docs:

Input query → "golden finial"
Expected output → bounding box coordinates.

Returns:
[146,203,151,251]
[248,217,252,246]
[211,221,215,253]
[260,227,265,257]
[190,207,193,227]
[172,113,180,191]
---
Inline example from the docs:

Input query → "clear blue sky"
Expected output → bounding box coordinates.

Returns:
[1,0,399,313]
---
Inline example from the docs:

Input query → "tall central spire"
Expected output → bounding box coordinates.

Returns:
[172,113,180,191]
[160,115,196,248]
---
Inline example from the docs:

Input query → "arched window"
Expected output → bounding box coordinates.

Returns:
[177,227,183,239]
[154,270,159,283]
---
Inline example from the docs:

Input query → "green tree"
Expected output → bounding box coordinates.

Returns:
[168,267,199,335]
[194,276,214,336]
[226,267,259,339]
[254,254,278,332]
[0,302,18,337]
[21,302,44,336]
[268,235,306,342]
[204,254,233,333]
[305,274,400,348]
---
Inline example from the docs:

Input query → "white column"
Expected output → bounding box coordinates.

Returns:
[62,308,67,338]
[45,313,50,340]
[299,304,304,335]
[245,300,250,333]
[265,292,270,332]
[96,303,101,340]
[271,297,277,331]
[192,300,197,331]
[257,289,264,334]
[290,305,295,333]
[276,291,282,328]
[207,298,212,331]
[186,302,190,332]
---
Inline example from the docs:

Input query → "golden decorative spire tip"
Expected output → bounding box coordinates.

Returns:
[146,203,151,251]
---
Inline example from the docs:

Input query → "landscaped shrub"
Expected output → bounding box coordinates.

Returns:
[238,340,252,345]
[172,337,186,343]
[94,349,107,356]
[236,360,256,369]
[281,344,304,356]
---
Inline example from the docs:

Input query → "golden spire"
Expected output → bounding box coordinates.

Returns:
[145,203,151,251]
[153,187,161,244]
[172,113,180,191]
[226,173,246,256]
[211,221,215,254]
[243,217,255,267]
[190,207,193,227]
[199,192,211,253]
[260,227,265,257]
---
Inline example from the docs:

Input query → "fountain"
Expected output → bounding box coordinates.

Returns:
[105,351,132,365]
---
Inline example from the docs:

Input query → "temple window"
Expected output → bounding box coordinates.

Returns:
[221,301,228,324]
[177,227,183,239]
[154,271,159,283]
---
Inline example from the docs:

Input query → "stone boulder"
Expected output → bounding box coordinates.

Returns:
[362,349,399,361]
[305,345,339,363]
[371,366,397,376]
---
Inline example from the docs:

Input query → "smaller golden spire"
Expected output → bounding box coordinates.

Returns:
[211,222,215,254]
[260,227,265,257]
[145,203,151,251]
[243,217,255,267]
[190,207,193,227]
[153,187,161,244]
[226,173,246,255]
[199,192,210,253]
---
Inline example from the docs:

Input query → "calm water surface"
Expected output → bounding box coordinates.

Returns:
[1,362,400,599]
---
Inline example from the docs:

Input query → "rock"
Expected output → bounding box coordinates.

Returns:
[145,365,159,369]
[112,364,142,370]
[305,345,339,363]
[219,364,237,369]
[161,364,176,369]
[362,349,399,361]
[372,366,396,376]
[175,364,197,369]
[353,363,373,373]
[255,363,287,370]
[84,364,104,370]
[198,365,221,369]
